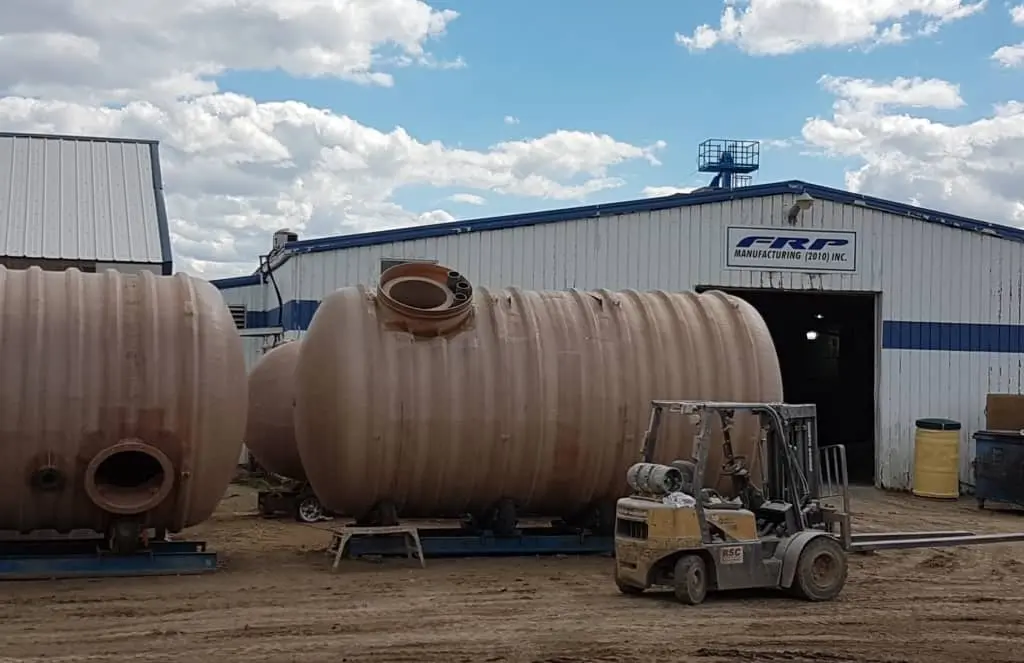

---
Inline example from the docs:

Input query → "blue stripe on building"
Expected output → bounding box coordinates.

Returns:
[881,321,1024,353]
[247,300,1024,353]
[245,300,320,331]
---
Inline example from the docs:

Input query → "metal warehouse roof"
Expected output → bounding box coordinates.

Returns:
[212,179,1024,289]
[0,132,172,273]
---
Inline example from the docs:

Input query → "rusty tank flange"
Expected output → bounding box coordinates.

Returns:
[375,262,474,336]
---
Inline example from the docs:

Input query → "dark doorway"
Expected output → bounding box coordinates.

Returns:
[699,287,878,484]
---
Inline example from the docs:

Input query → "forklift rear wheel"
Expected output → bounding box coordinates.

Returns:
[791,536,848,601]
[615,579,644,596]
[673,554,708,605]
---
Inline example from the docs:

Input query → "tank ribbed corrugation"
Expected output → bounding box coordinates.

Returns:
[0,266,247,534]
[245,340,304,480]
[294,263,782,520]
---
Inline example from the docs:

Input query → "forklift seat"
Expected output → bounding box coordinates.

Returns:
[700,488,744,510]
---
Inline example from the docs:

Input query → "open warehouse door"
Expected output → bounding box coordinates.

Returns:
[698,287,879,485]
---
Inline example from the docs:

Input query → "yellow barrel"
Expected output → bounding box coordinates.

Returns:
[912,418,961,499]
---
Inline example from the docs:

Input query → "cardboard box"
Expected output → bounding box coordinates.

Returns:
[985,393,1024,431]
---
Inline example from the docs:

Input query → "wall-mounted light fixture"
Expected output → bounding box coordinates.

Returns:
[787,192,815,224]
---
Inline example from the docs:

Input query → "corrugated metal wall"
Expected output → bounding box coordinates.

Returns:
[224,193,1024,488]
[220,283,274,371]
[0,134,166,265]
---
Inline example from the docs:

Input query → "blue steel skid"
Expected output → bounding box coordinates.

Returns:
[0,537,218,580]
[342,525,614,559]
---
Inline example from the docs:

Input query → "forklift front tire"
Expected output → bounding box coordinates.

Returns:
[673,554,708,605]
[790,535,848,601]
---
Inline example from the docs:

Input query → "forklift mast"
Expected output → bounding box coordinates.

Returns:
[638,400,853,542]
[764,404,851,525]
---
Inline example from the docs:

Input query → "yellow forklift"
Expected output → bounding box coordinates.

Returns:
[614,400,1024,604]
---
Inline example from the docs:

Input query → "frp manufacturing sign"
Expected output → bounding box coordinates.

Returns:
[725,226,858,273]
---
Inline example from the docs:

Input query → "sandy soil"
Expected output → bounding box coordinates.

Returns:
[1,486,1023,663]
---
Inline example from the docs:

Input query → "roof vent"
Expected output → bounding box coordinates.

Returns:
[228,305,247,329]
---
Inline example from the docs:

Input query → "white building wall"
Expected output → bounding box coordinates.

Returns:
[260,193,1024,489]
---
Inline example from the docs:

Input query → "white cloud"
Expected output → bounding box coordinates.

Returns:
[759,138,797,150]
[0,0,463,101]
[802,75,1024,226]
[818,75,965,111]
[994,43,1024,67]
[504,115,520,125]
[992,5,1024,67]
[676,1,986,55]
[0,1,666,278]
[0,95,664,277]
[641,185,698,198]
[448,193,486,205]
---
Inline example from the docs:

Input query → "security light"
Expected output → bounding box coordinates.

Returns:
[806,330,819,341]
[786,192,816,224]
[794,192,815,210]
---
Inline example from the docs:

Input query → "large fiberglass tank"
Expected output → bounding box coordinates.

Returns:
[245,340,304,480]
[0,266,247,537]
[294,262,782,523]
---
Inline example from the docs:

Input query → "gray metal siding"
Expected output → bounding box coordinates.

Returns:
[257,193,1024,489]
[220,283,270,316]
[281,195,1021,311]
[0,134,167,266]
[220,284,276,371]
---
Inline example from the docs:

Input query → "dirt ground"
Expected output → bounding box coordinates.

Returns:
[1,487,1023,663]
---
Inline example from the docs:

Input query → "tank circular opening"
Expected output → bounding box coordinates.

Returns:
[389,279,449,310]
[84,443,174,515]
[96,451,163,489]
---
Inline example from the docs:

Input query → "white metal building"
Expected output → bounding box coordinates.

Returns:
[0,132,173,275]
[213,180,1024,490]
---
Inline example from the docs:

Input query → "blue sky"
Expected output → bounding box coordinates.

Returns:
[215,1,1024,222]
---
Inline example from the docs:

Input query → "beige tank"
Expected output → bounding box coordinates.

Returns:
[0,266,247,535]
[294,263,782,522]
[245,340,304,480]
